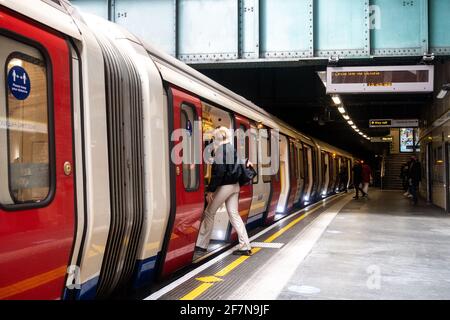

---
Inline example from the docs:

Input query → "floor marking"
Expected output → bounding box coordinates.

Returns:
[214,248,261,278]
[145,193,346,300]
[251,242,284,249]
[287,285,321,295]
[227,195,352,300]
[180,283,214,300]
[196,276,223,283]
[326,230,343,234]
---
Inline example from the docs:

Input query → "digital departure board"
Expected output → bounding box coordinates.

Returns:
[326,66,434,94]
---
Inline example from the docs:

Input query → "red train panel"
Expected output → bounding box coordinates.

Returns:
[160,86,205,277]
[0,8,75,299]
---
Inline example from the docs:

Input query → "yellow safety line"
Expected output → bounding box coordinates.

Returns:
[180,283,214,300]
[0,265,66,299]
[214,248,262,277]
[264,205,321,243]
[178,195,343,300]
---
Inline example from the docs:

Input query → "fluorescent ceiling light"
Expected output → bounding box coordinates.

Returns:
[347,120,354,125]
[437,84,450,99]
[352,125,357,129]
[359,132,364,136]
[338,107,346,114]
[343,115,350,120]
[437,90,448,99]
[332,95,342,105]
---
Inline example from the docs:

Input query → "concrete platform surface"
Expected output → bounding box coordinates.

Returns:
[276,190,450,300]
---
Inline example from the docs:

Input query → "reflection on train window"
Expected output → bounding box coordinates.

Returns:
[298,147,304,179]
[4,54,50,204]
[261,129,272,183]
[249,127,258,183]
[237,124,249,160]
[201,102,233,188]
[290,142,297,179]
[180,103,199,191]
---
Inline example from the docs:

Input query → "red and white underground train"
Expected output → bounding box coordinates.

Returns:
[0,0,354,299]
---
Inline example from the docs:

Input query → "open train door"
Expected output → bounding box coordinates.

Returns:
[0,8,75,299]
[227,114,253,241]
[264,129,281,225]
[159,86,205,278]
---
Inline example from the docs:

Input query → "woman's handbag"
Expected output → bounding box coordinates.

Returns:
[239,160,257,186]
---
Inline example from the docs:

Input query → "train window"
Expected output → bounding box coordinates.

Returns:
[181,103,199,191]
[3,53,50,204]
[289,142,297,179]
[298,147,305,179]
[237,124,249,160]
[261,129,272,183]
[249,126,258,184]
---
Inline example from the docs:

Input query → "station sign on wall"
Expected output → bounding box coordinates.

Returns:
[369,119,419,128]
[326,65,434,94]
[370,136,393,143]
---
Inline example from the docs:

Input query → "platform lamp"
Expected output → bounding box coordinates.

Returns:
[437,84,450,99]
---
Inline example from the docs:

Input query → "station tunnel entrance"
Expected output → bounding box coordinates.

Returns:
[196,58,449,212]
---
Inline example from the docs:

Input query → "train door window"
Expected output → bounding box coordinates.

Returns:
[1,50,51,205]
[237,124,249,160]
[321,151,326,181]
[298,146,304,179]
[201,102,233,187]
[180,103,199,191]
[249,125,258,183]
[261,128,272,183]
[289,142,297,179]
[294,145,299,179]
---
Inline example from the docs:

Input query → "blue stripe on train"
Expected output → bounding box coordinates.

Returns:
[132,254,159,289]
[63,254,159,299]
[63,276,99,300]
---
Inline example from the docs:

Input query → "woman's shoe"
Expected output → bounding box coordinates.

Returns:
[232,249,252,256]
[195,246,207,253]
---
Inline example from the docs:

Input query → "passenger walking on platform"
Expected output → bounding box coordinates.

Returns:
[196,127,253,256]
[400,161,411,196]
[352,160,366,199]
[361,162,372,197]
[408,156,421,205]
[338,164,348,193]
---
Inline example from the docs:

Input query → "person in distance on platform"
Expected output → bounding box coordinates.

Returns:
[408,156,421,205]
[361,161,372,198]
[352,160,366,200]
[196,126,254,256]
[400,161,411,197]
[338,164,348,193]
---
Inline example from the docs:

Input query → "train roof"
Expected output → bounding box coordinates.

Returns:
[2,0,353,158]
[1,0,82,40]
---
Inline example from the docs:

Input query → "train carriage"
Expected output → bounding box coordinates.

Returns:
[0,0,354,300]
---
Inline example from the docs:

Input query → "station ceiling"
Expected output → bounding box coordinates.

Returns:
[200,65,432,160]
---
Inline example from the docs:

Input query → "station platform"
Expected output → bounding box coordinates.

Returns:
[146,190,450,300]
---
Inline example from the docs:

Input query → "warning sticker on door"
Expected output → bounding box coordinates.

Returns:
[8,66,31,100]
